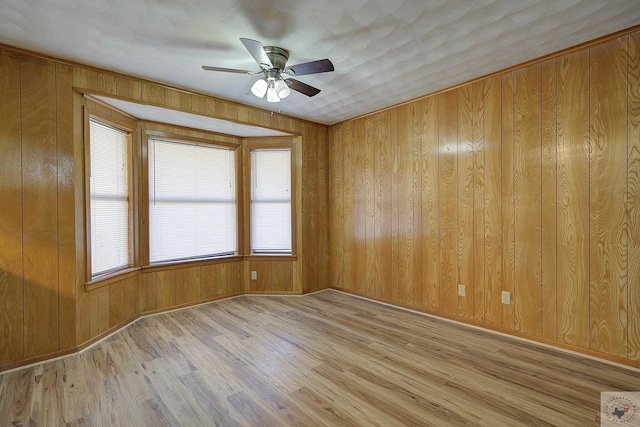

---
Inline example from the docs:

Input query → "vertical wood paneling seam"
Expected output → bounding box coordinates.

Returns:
[437,98,441,312]
[625,34,630,359]
[457,93,460,312]
[394,114,399,300]
[481,82,487,324]
[455,92,460,316]
[373,120,377,298]
[419,106,423,309]
[500,76,504,326]
[554,58,559,341]
[19,53,25,360]
[511,72,516,331]
[470,87,475,314]
[471,87,476,313]
[480,80,487,323]
[587,47,592,351]
[540,63,544,336]
[55,63,61,351]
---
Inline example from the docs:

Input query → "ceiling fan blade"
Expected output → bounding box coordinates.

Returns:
[287,78,321,97]
[285,59,334,76]
[202,66,254,74]
[240,38,273,69]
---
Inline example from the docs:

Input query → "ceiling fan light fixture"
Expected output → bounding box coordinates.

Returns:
[251,78,268,98]
[274,78,290,99]
[266,86,280,103]
[204,38,334,101]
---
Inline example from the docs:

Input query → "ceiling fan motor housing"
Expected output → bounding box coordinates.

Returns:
[264,46,289,71]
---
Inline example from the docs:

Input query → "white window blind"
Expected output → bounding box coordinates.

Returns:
[148,139,237,263]
[251,149,292,253]
[89,120,130,276]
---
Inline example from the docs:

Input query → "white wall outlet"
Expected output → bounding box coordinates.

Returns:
[458,284,466,297]
[501,291,511,305]
[251,271,257,280]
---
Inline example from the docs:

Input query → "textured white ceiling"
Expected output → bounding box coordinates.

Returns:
[1,0,639,126]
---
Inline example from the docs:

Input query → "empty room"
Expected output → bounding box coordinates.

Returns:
[1,1,640,425]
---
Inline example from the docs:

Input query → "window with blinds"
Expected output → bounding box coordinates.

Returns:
[250,149,292,254]
[89,119,131,276]
[148,139,237,263]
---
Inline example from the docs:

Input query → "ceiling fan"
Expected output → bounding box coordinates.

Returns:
[202,38,334,103]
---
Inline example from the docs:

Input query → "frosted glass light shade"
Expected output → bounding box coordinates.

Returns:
[274,79,290,99]
[251,78,268,98]
[266,87,280,103]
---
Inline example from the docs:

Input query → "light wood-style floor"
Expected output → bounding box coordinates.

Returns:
[1,290,639,426]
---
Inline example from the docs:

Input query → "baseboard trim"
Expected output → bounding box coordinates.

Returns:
[0,289,331,375]
[327,288,640,373]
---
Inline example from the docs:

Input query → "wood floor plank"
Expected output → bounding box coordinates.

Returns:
[2,290,640,426]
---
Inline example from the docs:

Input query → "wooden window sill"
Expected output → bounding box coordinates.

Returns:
[85,267,141,291]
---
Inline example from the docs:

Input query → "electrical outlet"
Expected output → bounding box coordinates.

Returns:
[458,284,466,297]
[501,291,511,305]
[251,271,257,280]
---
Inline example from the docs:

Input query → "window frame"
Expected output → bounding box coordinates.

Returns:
[243,139,297,258]
[83,108,138,285]
[141,130,242,267]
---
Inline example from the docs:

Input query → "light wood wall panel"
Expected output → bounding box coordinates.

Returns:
[302,125,319,293]
[513,63,542,337]
[501,73,516,332]
[472,81,486,323]
[540,58,558,342]
[329,124,345,290]
[21,55,60,359]
[396,104,420,307]
[557,48,590,348]
[353,118,367,297]
[629,32,640,360]
[328,30,640,366]
[458,85,474,320]
[56,62,77,351]
[141,260,243,313]
[343,121,355,294]
[419,98,439,312]
[483,75,503,328]
[380,110,398,298]
[589,37,628,358]
[0,50,23,366]
[438,90,458,317]
[363,115,377,298]
[317,126,331,293]
[247,260,294,293]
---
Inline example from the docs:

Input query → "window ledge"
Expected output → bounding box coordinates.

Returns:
[85,267,141,291]
[142,255,244,273]
[245,254,297,261]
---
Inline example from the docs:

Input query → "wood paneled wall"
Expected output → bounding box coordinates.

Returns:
[142,261,243,313]
[0,45,330,372]
[247,260,295,293]
[0,51,77,367]
[301,124,331,294]
[328,32,640,365]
